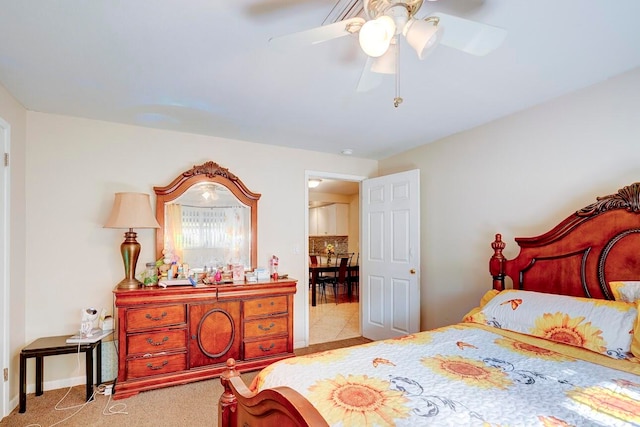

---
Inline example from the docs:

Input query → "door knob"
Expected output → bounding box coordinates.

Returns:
[410,269,416,274]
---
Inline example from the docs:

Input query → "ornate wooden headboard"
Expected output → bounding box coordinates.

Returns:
[490,182,640,299]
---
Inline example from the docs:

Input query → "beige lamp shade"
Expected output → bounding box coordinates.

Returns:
[104,192,160,229]
[104,192,159,289]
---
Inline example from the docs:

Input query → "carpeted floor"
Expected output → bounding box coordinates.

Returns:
[0,337,371,427]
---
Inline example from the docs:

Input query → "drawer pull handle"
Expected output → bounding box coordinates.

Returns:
[146,360,169,371]
[259,343,275,352]
[147,336,169,346]
[146,312,168,321]
[258,323,276,332]
[257,301,276,308]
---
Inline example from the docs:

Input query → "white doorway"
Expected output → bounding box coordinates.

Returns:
[0,117,10,417]
[303,169,421,346]
[305,171,364,346]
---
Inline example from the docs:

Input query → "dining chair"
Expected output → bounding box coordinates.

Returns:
[347,252,359,300]
[327,256,350,304]
[337,252,354,266]
[309,254,328,303]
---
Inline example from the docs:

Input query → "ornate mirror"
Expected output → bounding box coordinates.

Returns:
[154,161,260,271]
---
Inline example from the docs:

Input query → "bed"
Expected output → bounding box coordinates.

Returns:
[218,182,640,427]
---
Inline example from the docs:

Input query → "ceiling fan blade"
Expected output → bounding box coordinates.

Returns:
[432,12,506,56]
[356,57,383,93]
[370,43,397,75]
[269,17,365,49]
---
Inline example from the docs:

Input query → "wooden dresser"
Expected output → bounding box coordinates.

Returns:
[112,279,297,399]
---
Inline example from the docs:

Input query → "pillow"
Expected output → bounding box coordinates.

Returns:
[633,300,640,359]
[464,289,637,360]
[462,289,500,322]
[609,281,640,303]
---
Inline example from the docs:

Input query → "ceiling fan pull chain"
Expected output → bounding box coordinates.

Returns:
[393,36,403,108]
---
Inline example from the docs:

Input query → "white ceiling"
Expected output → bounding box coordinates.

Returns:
[1,1,639,160]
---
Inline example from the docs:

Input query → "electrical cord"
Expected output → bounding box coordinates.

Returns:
[25,339,127,427]
[96,382,128,416]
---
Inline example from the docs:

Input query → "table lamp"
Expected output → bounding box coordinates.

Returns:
[104,192,160,289]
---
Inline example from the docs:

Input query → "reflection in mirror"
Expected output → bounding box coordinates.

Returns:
[165,182,251,270]
[155,161,260,272]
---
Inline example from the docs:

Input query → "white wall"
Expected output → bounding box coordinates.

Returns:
[23,113,377,390]
[0,83,26,410]
[379,67,640,331]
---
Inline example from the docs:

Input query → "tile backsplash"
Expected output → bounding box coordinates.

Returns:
[309,236,348,256]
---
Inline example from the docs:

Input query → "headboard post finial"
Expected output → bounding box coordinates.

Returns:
[490,234,507,291]
[219,358,239,427]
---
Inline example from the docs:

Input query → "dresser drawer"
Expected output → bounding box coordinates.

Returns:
[126,353,187,379]
[244,316,288,338]
[126,304,186,331]
[127,329,187,355]
[244,296,287,317]
[244,336,288,360]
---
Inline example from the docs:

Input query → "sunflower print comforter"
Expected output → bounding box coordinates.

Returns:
[253,323,640,426]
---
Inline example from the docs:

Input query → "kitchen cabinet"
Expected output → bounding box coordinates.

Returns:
[309,203,348,236]
[309,207,318,236]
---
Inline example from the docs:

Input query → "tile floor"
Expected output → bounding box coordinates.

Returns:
[309,299,361,345]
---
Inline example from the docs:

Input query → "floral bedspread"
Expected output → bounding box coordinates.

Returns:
[253,323,640,426]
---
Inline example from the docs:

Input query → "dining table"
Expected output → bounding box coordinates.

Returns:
[309,263,359,306]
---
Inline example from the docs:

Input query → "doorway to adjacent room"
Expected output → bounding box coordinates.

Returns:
[306,172,362,346]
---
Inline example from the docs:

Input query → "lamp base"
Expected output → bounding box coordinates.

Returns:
[116,277,143,290]
[116,229,143,290]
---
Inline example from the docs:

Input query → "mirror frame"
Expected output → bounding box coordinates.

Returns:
[154,161,261,269]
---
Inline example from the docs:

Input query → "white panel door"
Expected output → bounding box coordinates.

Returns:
[361,169,420,340]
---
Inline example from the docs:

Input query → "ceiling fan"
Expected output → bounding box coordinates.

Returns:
[269,0,507,107]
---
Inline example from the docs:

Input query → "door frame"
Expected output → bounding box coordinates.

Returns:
[303,170,365,347]
[0,116,10,417]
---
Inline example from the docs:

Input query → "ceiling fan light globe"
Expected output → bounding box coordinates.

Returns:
[404,18,440,60]
[359,16,396,57]
[371,44,397,74]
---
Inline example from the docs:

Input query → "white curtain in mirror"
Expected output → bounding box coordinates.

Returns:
[164,203,184,263]
[166,203,250,269]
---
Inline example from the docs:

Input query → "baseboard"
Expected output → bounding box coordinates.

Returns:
[26,374,87,394]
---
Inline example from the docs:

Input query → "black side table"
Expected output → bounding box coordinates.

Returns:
[19,334,105,413]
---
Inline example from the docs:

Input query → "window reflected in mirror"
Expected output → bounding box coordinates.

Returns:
[165,182,251,270]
